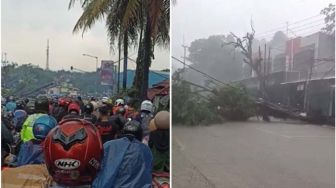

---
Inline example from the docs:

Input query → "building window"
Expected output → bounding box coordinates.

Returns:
[297,84,304,91]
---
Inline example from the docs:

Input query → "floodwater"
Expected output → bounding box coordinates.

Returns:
[172,120,335,188]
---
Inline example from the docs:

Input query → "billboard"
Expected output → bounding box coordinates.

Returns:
[100,60,114,85]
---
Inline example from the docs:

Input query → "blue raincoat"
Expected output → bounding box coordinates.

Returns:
[16,140,44,166]
[92,137,152,188]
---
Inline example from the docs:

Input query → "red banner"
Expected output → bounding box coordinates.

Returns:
[100,60,114,85]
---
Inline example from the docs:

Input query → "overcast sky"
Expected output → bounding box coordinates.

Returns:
[172,0,332,69]
[1,0,169,72]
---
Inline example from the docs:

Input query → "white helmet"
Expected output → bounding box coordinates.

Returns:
[141,100,153,112]
[115,99,125,106]
[102,97,109,103]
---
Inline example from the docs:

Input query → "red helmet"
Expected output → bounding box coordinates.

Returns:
[58,98,66,106]
[68,102,80,114]
[43,119,103,186]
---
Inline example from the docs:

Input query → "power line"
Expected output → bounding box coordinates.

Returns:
[289,14,323,25]
[256,20,324,39]
[255,14,323,37]
[290,22,324,33]
[289,18,324,30]
[172,56,236,88]
[127,57,169,79]
[290,27,324,37]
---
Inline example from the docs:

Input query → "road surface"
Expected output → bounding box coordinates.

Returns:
[172,120,335,188]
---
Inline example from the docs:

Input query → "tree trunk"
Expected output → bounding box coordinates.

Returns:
[133,21,144,94]
[117,36,121,93]
[122,32,128,90]
[140,13,152,100]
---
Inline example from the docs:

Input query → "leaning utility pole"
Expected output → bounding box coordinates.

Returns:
[46,39,50,70]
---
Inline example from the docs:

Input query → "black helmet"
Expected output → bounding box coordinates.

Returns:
[84,103,94,114]
[98,105,109,115]
[16,100,26,110]
[121,120,143,141]
[35,95,49,113]
[24,98,29,104]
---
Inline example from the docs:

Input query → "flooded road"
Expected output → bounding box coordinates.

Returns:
[172,120,335,188]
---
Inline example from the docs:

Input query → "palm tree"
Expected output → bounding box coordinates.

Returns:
[69,0,139,91]
[69,0,169,99]
[125,0,170,99]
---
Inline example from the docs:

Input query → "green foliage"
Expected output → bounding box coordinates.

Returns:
[1,63,109,97]
[69,0,170,101]
[209,84,255,121]
[321,3,335,34]
[172,70,222,125]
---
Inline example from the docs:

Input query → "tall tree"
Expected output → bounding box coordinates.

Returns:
[224,23,268,99]
[130,0,170,100]
[69,0,170,99]
[69,0,139,91]
[321,3,335,35]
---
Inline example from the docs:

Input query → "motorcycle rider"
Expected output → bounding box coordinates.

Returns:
[149,111,170,172]
[95,105,124,144]
[20,95,49,143]
[81,102,98,124]
[112,98,125,115]
[6,96,17,113]
[62,102,81,120]
[92,120,152,188]
[16,115,57,166]
[44,119,103,187]
[52,97,69,122]
[135,100,154,145]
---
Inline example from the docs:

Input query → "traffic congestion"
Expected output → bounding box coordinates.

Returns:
[1,95,169,187]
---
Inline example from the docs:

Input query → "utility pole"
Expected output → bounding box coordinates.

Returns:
[83,54,99,95]
[303,58,314,113]
[268,47,271,74]
[182,45,187,70]
[182,35,188,76]
[46,39,50,70]
[263,44,267,93]
[264,44,267,77]
[285,22,289,83]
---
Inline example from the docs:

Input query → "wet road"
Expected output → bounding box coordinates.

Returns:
[172,120,335,188]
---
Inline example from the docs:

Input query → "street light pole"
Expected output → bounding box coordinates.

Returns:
[83,53,99,95]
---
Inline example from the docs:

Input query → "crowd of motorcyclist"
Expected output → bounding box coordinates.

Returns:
[1,94,170,187]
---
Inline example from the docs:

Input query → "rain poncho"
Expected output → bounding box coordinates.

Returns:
[92,137,152,188]
[20,113,44,142]
[16,140,44,166]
